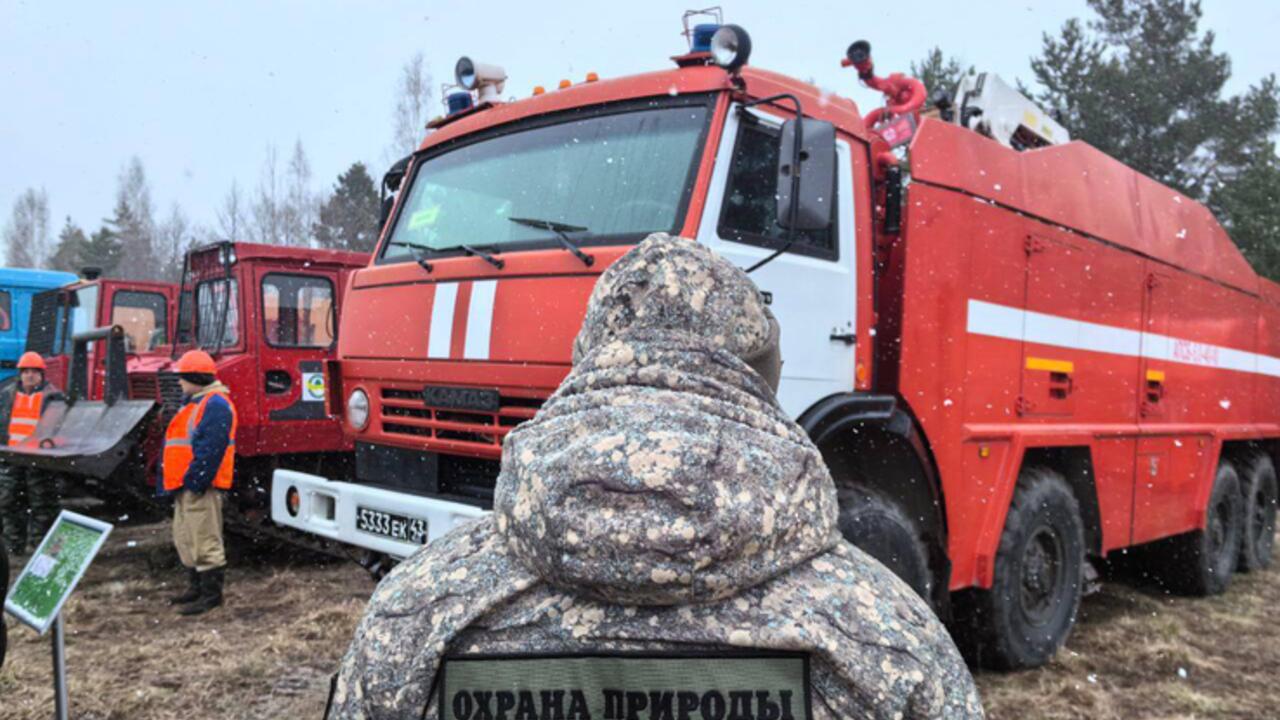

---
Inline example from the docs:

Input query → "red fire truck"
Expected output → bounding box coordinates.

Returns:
[272,19,1279,668]
[4,242,368,532]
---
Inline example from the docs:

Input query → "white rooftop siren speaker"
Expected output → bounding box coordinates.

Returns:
[953,73,1069,150]
[455,57,507,103]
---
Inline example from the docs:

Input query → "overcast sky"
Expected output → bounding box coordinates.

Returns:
[2,0,1276,253]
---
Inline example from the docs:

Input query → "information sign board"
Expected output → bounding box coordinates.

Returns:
[4,510,112,635]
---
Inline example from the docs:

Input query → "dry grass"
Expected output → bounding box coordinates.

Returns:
[975,546,1280,720]
[3,523,1278,719]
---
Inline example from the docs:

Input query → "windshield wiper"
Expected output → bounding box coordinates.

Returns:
[461,244,505,269]
[508,217,595,267]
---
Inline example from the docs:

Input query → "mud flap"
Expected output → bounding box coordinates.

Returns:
[0,397,157,479]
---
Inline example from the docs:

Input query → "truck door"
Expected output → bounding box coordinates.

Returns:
[1132,270,1201,544]
[254,268,338,453]
[697,106,857,417]
[1019,236,1084,417]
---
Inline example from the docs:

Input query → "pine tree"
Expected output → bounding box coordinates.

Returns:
[1029,1,1280,277]
[314,163,382,253]
[49,217,91,273]
[911,48,973,98]
[83,226,125,277]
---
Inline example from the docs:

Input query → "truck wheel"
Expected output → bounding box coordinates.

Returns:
[837,485,932,602]
[966,467,1084,670]
[1159,461,1243,595]
[1240,454,1278,572]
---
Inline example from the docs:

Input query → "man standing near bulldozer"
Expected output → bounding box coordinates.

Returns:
[0,352,65,556]
[161,350,237,616]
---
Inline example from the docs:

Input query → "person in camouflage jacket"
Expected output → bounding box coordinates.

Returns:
[331,234,983,719]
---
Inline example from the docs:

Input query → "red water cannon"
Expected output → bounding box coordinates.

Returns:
[842,40,926,133]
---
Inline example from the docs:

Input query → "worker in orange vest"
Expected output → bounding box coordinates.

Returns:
[0,352,65,555]
[161,350,237,616]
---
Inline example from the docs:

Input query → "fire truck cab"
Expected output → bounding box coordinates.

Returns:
[273,20,1280,669]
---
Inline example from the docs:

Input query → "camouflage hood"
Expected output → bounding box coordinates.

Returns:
[494,234,840,605]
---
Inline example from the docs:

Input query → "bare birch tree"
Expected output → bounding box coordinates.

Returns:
[217,180,248,242]
[156,203,193,281]
[3,188,52,268]
[388,53,433,160]
[282,140,316,247]
[251,144,283,244]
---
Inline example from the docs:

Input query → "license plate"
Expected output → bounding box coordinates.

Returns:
[355,506,428,545]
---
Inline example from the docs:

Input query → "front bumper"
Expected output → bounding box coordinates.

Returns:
[270,469,487,558]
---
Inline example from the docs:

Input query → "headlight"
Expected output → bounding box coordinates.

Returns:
[347,388,370,431]
[710,24,752,73]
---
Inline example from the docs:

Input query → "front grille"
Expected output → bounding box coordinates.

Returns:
[157,372,184,408]
[25,290,61,356]
[378,386,543,449]
[129,372,185,409]
[128,374,159,401]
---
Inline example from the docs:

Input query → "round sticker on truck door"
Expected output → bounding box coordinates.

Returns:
[302,372,326,402]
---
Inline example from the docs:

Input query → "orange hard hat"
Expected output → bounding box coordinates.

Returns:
[16,352,46,371]
[176,350,217,375]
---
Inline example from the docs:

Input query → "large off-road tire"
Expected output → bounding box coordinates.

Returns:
[962,467,1085,670]
[837,485,933,603]
[1158,461,1243,595]
[1238,454,1276,573]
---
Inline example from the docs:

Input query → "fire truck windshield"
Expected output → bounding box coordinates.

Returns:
[380,97,713,263]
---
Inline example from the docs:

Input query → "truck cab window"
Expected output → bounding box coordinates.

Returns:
[195,279,239,348]
[0,290,10,331]
[112,290,168,352]
[55,284,101,354]
[718,115,837,259]
[262,274,335,348]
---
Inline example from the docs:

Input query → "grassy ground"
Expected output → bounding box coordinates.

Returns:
[977,554,1280,720]
[0,522,372,720]
[2,522,1277,719]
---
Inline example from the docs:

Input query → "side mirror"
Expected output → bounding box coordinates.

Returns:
[776,118,836,231]
[381,155,412,231]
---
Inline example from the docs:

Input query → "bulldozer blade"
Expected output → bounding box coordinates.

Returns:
[0,398,156,479]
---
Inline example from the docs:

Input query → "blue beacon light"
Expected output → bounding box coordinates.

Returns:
[447,91,474,115]
[691,24,720,53]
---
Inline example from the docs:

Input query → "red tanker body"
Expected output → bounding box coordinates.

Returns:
[274,19,1279,668]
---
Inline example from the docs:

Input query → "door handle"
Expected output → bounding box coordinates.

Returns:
[829,332,856,345]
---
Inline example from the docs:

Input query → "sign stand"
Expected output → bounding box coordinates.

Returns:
[53,614,68,720]
[3,510,113,720]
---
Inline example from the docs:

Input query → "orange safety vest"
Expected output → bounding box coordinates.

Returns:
[6,390,44,447]
[162,389,238,492]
